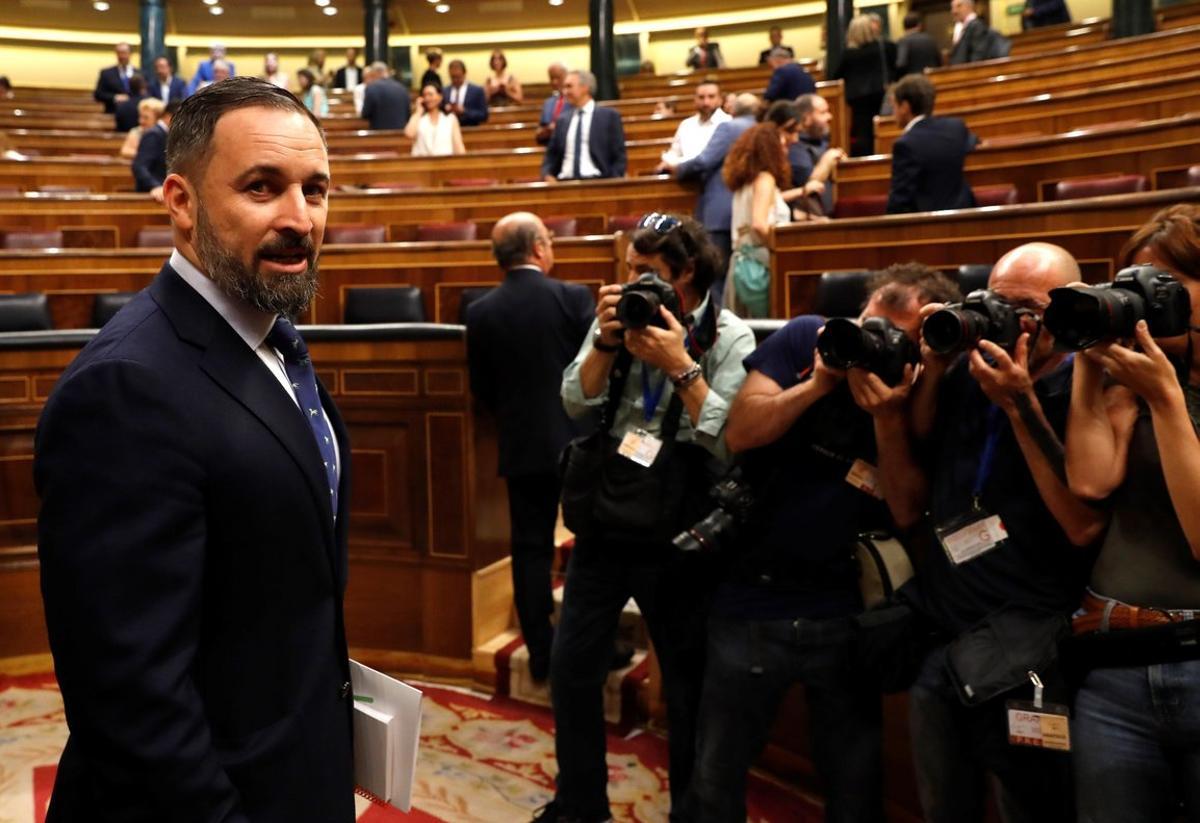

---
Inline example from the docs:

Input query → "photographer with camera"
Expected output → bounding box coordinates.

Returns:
[541,213,755,823]
[1060,205,1200,822]
[679,263,959,823]
[877,242,1107,823]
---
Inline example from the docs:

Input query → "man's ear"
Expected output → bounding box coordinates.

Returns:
[162,173,196,233]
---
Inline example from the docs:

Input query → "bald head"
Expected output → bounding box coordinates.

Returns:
[990,242,1080,306]
[492,212,553,271]
[732,92,760,118]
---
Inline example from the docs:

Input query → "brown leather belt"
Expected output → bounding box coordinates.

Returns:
[1072,591,1198,635]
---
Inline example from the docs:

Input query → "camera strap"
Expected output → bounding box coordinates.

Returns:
[641,368,669,423]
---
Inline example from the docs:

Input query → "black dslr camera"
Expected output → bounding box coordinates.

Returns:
[816,317,919,387]
[673,468,756,554]
[923,289,1022,355]
[1043,265,1192,351]
[616,273,683,330]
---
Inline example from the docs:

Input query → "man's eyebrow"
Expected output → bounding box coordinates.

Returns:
[232,165,331,186]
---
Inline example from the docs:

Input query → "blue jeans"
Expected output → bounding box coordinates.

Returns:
[909,645,1074,823]
[682,614,883,823]
[1074,661,1200,822]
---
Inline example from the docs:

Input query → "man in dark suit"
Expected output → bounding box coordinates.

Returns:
[360,61,410,130]
[886,74,977,214]
[465,213,594,682]
[758,26,795,65]
[114,74,148,133]
[148,55,188,103]
[537,62,573,146]
[443,59,489,126]
[542,69,626,182]
[686,27,725,69]
[36,77,355,823]
[132,99,176,202]
[763,49,816,102]
[950,0,991,63]
[897,12,943,76]
[333,47,363,90]
[94,41,138,113]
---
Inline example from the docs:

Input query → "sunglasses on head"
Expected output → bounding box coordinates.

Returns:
[637,212,682,234]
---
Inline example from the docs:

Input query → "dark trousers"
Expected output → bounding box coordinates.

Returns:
[910,644,1075,823]
[549,534,710,821]
[682,615,884,823]
[506,472,560,677]
[847,92,884,157]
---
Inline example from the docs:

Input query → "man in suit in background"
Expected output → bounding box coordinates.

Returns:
[360,62,411,130]
[758,26,795,65]
[686,27,726,69]
[537,62,573,146]
[94,42,138,113]
[886,74,977,214]
[149,56,188,104]
[763,49,816,102]
[36,77,355,823]
[132,99,177,202]
[897,12,943,76]
[949,0,991,63]
[443,60,489,126]
[114,74,148,133]
[542,69,626,182]
[465,213,595,682]
[188,43,236,95]
[333,47,363,90]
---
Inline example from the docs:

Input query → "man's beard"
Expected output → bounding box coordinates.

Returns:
[194,207,320,319]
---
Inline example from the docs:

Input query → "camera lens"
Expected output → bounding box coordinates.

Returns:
[1044,286,1144,350]
[817,318,878,370]
[616,291,662,330]
[923,306,988,354]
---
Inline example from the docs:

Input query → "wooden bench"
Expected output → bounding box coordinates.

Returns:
[1008,20,1111,54]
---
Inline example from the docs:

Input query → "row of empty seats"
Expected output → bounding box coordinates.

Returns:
[812,265,993,318]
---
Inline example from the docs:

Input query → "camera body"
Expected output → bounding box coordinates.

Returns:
[1043,265,1192,351]
[673,468,756,554]
[616,273,683,331]
[816,316,919,387]
[923,289,1022,355]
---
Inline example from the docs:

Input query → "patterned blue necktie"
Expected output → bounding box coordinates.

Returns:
[266,317,339,520]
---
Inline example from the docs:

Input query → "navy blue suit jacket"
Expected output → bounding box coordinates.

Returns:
[132,123,167,192]
[94,65,138,113]
[114,94,146,133]
[361,78,411,131]
[541,104,627,179]
[35,264,355,823]
[147,75,188,103]
[443,82,488,126]
[466,266,595,477]
[886,116,978,214]
[675,114,754,232]
[763,62,817,102]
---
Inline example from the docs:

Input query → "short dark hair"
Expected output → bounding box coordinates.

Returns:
[630,215,723,296]
[492,221,543,269]
[903,11,923,30]
[449,59,466,72]
[696,79,721,94]
[0,76,10,91]
[764,99,799,128]
[128,74,146,96]
[892,74,935,117]
[166,77,325,180]
[868,262,961,306]
[163,100,181,118]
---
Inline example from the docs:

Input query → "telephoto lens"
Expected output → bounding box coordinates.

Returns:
[816,317,918,386]
[1043,265,1192,350]
[615,273,681,330]
[923,289,1021,355]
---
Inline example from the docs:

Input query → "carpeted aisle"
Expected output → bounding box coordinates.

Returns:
[0,671,820,823]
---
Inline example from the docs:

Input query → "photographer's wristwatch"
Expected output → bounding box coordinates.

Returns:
[670,361,703,388]
[592,327,620,353]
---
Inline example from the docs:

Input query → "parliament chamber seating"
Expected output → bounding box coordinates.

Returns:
[972,184,1020,207]
[135,225,173,248]
[326,223,389,245]
[543,216,579,238]
[3,229,62,249]
[89,291,135,328]
[416,221,478,242]
[812,271,872,317]
[343,286,428,324]
[606,214,642,233]
[0,292,52,331]
[832,196,888,219]
[458,287,493,324]
[956,265,993,294]
[446,177,498,188]
[1052,173,1148,200]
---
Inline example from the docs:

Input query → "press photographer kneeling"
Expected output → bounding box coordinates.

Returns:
[1054,205,1200,822]
[546,213,755,823]
[680,263,960,823]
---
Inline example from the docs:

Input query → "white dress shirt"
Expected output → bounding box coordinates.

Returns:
[158,78,172,101]
[559,99,599,180]
[661,108,731,164]
[342,66,359,89]
[169,249,341,474]
[447,83,465,106]
[902,113,927,134]
[953,12,978,44]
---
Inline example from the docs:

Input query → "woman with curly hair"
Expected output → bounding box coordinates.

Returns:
[722,119,801,317]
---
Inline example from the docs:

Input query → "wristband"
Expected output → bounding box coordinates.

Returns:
[592,327,620,353]
[670,361,703,388]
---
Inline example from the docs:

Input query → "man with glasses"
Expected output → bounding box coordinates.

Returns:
[537,214,754,823]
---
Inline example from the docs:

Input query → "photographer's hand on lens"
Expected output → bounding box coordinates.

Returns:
[623,306,692,374]
[1083,320,1183,410]
[969,334,1034,412]
[595,284,625,349]
[811,341,846,395]
[847,363,914,418]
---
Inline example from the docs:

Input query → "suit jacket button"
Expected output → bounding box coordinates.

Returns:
[339,681,352,700]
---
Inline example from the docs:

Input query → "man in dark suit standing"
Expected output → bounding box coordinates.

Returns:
[94,41,138,113]
[537,62,573,146]
[950,0,991,63]
[333,47,363,90]
[36,77,355,823]
[148,56,188,104]
[360,62,411,130]
[763,49,816,102]
[465,213,594,682]
[758,26,795,65]
[896,12,943,76]
[886,74,977,214]
[132,99,176,202]
[443,59,489,126]
[542,69,626,182]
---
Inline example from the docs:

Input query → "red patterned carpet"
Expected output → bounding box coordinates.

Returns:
[0,671,821,822]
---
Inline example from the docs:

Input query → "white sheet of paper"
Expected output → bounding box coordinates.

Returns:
[352,701,394,802]
[349,659,423,812]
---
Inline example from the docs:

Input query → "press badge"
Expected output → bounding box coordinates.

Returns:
[618,428,663,467]
[935,510,1008,565]
[1007,672,1070,751]
[845,459,883,499]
